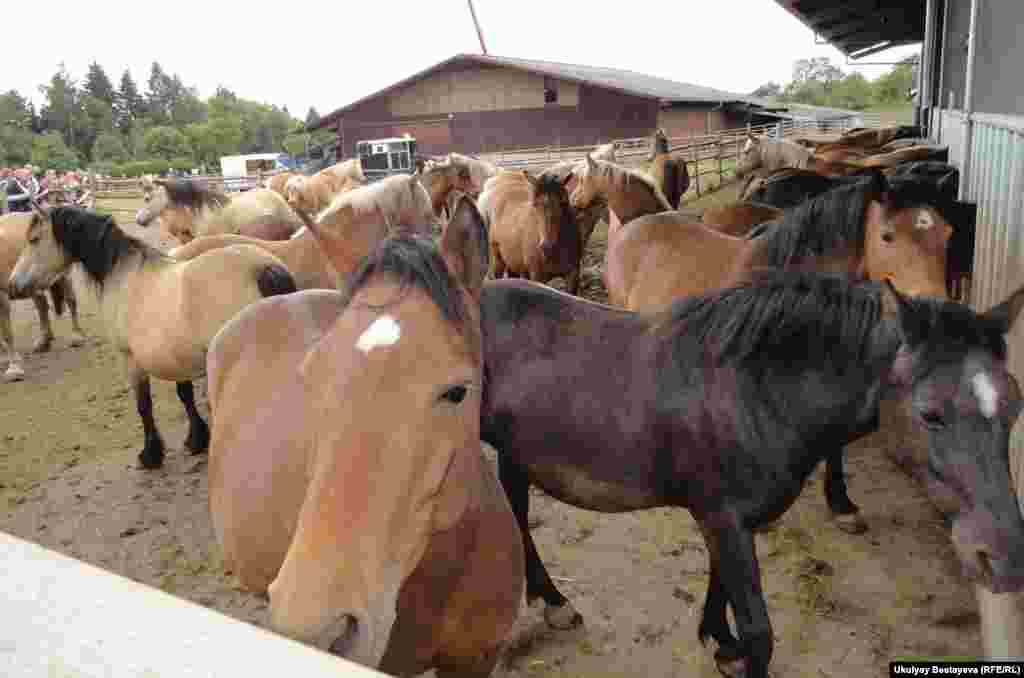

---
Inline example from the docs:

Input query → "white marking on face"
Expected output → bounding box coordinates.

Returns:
[742,139,753,154]
[915,209,935,231]
[972,372,999,418]
[356,315,401,353]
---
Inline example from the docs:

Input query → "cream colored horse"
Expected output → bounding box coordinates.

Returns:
[321,158,367,186]
[1,213,86,381]
[590,142,620,163]
[9,205,297,469]
[137,179,304,244]
[446,153,499,194]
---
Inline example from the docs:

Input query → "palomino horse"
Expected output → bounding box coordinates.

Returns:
[589,142,619,163]
[169,173,436,290]
[480,170,582,295]
[208,197,524,676]
[644,128,690,209]
[137,179,304,244]
[568,153,673,230]
[284,170,362,215]
[321,158,367,186]
[480,269,1024,678]
[445,153,499,195]
[9,206,297,469]
[265,171,293,197]
[700,202,784,238]
[419,158,475,218]
[1,212,86,381]
[735,134,866,178]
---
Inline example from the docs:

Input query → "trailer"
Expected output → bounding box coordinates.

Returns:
[355,135,417,183]
[219,153,291,192]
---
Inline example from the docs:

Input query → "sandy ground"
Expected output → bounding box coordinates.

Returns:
[0,189,986,677]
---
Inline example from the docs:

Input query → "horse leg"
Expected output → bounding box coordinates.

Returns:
[701,515,773,678]
[496,453,582,630]
[61,277,87,347]
[697,524,741,658]
[177,381,210,455]
[566,266,581,296]
[490,243,507,280]
[130,364,166,469]
[824,447,867,534]
[31,293,54,353]
[433,647,501,678]
[0,293,25,382]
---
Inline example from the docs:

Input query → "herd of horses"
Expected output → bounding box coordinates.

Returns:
[2,123,1023,678]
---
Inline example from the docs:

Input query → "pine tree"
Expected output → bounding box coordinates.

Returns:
[305,106,320,129]
[116,70,143,134]
[83,61,116,106]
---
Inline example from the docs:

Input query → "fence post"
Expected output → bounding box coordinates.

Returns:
[717,142,724,188]
[693,144,701,198]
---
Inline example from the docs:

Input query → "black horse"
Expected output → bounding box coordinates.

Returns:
[480,270,1024,678]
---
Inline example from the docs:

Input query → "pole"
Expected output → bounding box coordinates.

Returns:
[467,0,488,55]
[959,0,980,202]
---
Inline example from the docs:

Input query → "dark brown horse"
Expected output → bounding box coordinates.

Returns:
[480,270,1024,678]
[645,128,690,209]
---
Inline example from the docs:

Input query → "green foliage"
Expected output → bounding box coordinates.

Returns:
[83,62,117,106]
[31,131,80,170]
[0,124,34,166]
[777,55,917,112]
[92,132,129,164]
[143,126,192,160]
[120,159,171,177]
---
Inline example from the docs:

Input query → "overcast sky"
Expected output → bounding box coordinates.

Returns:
[8,1,919,118]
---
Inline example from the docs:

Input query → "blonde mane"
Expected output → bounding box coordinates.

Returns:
[317,174,433,230]
[590,142,619,163]
[583,157,673,211]
[447,153,498,192]
[324,158,367,185]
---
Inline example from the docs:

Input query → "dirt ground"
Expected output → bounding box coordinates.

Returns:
[0,191,986,677]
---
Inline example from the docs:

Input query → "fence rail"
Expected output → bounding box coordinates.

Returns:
[0,530,385,677]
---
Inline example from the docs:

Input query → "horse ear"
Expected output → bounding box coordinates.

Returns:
[296,204,355,276]
[441,196,489,298]
[883,278,930,346]
[522,170,538,189]
[983,283,1024,334]
[586,153,597,171]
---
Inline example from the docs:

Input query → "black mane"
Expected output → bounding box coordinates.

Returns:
[760,176,881,267]
[341,234,473,345]
[658,270,885,374]
[48,207,164,289]
[159,178,230,213]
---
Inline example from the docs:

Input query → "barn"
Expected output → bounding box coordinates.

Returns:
[308,53,773,157]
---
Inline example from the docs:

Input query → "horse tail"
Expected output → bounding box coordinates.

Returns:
[257,263,298,298]
[49,280,66,317]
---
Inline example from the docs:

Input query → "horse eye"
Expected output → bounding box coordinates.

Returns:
[882,232,895,243]
[921,411,946,429]
[440,384,468,404]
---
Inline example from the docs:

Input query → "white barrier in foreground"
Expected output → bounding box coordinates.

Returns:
[0,531,386,677]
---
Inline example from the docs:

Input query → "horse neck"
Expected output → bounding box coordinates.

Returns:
[766,140,811,171]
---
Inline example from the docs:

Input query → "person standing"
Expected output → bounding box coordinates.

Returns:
[6,169,39,213]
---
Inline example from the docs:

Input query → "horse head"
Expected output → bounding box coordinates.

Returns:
[525,170,574,259]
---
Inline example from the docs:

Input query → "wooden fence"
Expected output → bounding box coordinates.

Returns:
[0,530,386,677]
[90,115,868,203]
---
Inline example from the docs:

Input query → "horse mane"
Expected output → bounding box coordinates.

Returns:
[589,157,672,211]
[340,234,479,357]
[319,174,421,224]
[47,207,165,290]
[657,269,885,374]
[159,178,231,213]
[759,176,881,267]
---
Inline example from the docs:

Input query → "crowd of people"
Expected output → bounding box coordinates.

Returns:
[0,166,93,214]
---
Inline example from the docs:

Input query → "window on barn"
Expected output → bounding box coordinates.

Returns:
[544,76,558,104]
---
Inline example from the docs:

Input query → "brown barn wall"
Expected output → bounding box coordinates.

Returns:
[656,108,747,137]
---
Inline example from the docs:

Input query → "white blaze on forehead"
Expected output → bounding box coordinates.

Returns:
[972,372,999,418]
[742,139,753,153]
[915,209,935,231]
[356,315,401,353]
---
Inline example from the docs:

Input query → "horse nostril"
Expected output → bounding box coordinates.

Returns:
[327,614,360,657]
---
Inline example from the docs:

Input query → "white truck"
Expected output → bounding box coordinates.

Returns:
[219,153,290,192]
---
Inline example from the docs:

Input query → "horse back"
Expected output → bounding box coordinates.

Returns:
[0,212,32,275]
[207,289,346,593]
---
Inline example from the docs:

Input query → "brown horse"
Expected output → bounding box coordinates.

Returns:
[480,170,581,295]
[1,212,86,381]
[701,202,785,238]
[284,171,361,215]
[538,158,608,253]
[445,153,499,195]
[9,205,297,469]
[419,158,475,218]
[644,128,690,209]
[321,158,368,187]
[265,171,294,197]
[136,179,303,243]
[170,174,436,290]
[208,197,524,676]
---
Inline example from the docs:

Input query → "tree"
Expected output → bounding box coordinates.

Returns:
[92,131,129,164]
[305,106,321,129]
[38,63,80,145]
[83,61,116,107]
[0,124,34,166]
[115,69,144,134]
[874,56,917,103]
[143,125,192,160]
[830,73,873,110]
[31,130,79,170]
[750,82,782,99]
[0,90,32,127]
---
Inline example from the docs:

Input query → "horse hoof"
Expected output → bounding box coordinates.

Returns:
[834,512,868,534]
[714,648,750,678]
[544,602,583,630]
[137,449,165,470]
[4,365,26,382]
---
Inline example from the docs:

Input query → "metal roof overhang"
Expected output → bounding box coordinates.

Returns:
[773,0,925,58]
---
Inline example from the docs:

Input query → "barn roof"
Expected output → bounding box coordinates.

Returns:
[309,53,758,131]
[772,0,925,58]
